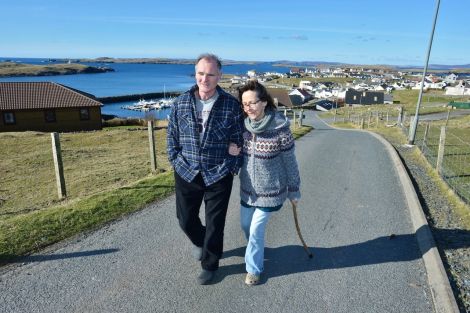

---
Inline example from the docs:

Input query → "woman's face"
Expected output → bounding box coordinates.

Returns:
[241,90,267,121]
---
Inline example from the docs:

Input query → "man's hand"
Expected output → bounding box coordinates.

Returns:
[290,199,299,206]
[228,142,241,156]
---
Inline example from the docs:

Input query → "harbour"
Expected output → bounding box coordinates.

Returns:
[0,58,287,119]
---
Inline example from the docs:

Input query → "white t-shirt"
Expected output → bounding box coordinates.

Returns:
[196,91,218,142]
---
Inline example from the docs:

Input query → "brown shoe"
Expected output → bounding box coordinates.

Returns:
[245,273,260,286]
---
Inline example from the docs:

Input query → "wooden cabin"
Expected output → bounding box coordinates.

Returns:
[0,82,102,132]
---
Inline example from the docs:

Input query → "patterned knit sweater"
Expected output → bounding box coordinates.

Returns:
[239,111,301,209]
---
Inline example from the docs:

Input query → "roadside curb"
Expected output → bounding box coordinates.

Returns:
[318,115,460,313]
[368,131,460,313]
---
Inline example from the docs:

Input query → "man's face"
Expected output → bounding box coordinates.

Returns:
[195,58,221,97]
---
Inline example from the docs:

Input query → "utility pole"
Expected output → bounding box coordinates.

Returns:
[408,0,441,145]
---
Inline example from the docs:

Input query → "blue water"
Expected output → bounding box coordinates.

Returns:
[0,57,288,118]
[102,101,172,119]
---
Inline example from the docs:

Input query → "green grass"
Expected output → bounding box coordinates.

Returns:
[0,125,313,262]
[320,90,470,120]
[0,172,175,262]
[0,127,172,261]
[392,89,469,114]
[0,128,170,216]
[292,125,313,138]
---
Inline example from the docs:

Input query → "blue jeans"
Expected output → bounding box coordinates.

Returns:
[240,205,273,276]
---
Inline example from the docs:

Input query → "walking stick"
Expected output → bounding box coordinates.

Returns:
[292,202,313,258]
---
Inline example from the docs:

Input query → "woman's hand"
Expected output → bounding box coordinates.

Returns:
[228,142,241,156]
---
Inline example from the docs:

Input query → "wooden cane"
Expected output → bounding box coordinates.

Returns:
[292,202,313,258]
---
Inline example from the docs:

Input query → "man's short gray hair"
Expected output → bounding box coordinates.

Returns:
[195,53,222,70]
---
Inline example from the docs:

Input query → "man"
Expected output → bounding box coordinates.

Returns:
[167,53,243,284]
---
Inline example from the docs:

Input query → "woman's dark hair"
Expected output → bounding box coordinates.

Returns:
[238,79,277,111]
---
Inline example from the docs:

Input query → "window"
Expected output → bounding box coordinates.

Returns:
[353,95,357,100]
[374,96,378,101]
[3,112,16,125]
[79,108,90,120]
[44,110,56,123]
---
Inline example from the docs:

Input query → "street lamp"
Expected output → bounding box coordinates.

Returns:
[408,0,441,145]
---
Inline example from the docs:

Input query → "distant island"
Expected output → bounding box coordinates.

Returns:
[0,62,114,77]
[80,57,470,72]
[76,57,261,66]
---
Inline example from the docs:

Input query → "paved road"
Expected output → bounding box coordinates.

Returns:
[0,111,437,313]
[419,109,470,121]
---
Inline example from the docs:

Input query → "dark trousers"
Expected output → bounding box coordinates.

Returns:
[175,172,234,271]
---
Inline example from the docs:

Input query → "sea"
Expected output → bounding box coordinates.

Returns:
[0,57,287,119]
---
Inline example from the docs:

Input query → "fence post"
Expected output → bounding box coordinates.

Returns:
[445,108,451,127]
[386,110,389,124]
[360,117,365,129]
[51,132,66,199]
[293,110,297,129]
[423,123,430,147]
[333,109,337,122]
[376,112,379,128]
[436,126,446,175]
[367,111,372,128]
[299,109,304,126]
[397,107,403,127]
[148,120,157,172]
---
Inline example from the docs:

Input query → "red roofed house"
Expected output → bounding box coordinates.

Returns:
[0,82,102,132]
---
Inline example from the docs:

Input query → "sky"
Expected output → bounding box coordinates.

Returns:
[1,0,469,66]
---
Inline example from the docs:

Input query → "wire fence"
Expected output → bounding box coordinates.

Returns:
[334,107,470,204]
[414,125,470,203]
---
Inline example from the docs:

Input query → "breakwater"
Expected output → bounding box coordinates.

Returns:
[97,91,181,103]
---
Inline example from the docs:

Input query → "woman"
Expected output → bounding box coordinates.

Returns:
[233,80,301,286]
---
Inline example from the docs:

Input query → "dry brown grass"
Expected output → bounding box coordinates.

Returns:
[0,127,170,217]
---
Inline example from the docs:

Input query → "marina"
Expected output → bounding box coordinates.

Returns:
[121,97,174,111]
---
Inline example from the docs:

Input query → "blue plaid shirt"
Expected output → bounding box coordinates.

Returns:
[167,85,244,186]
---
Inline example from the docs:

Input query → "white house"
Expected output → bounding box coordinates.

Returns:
[445,80,470,95]
[247,70,257,78]
[414,81,446,89]
[299,80,314,91]
[412,81,430,91]
[231,76,245,84]
[444,73,459,84]
[314,89,334,99]
[354,83,370,91]
[289,88,313,103]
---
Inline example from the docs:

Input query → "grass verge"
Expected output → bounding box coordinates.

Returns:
[0,171,175,264]
[292,125,313,139]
